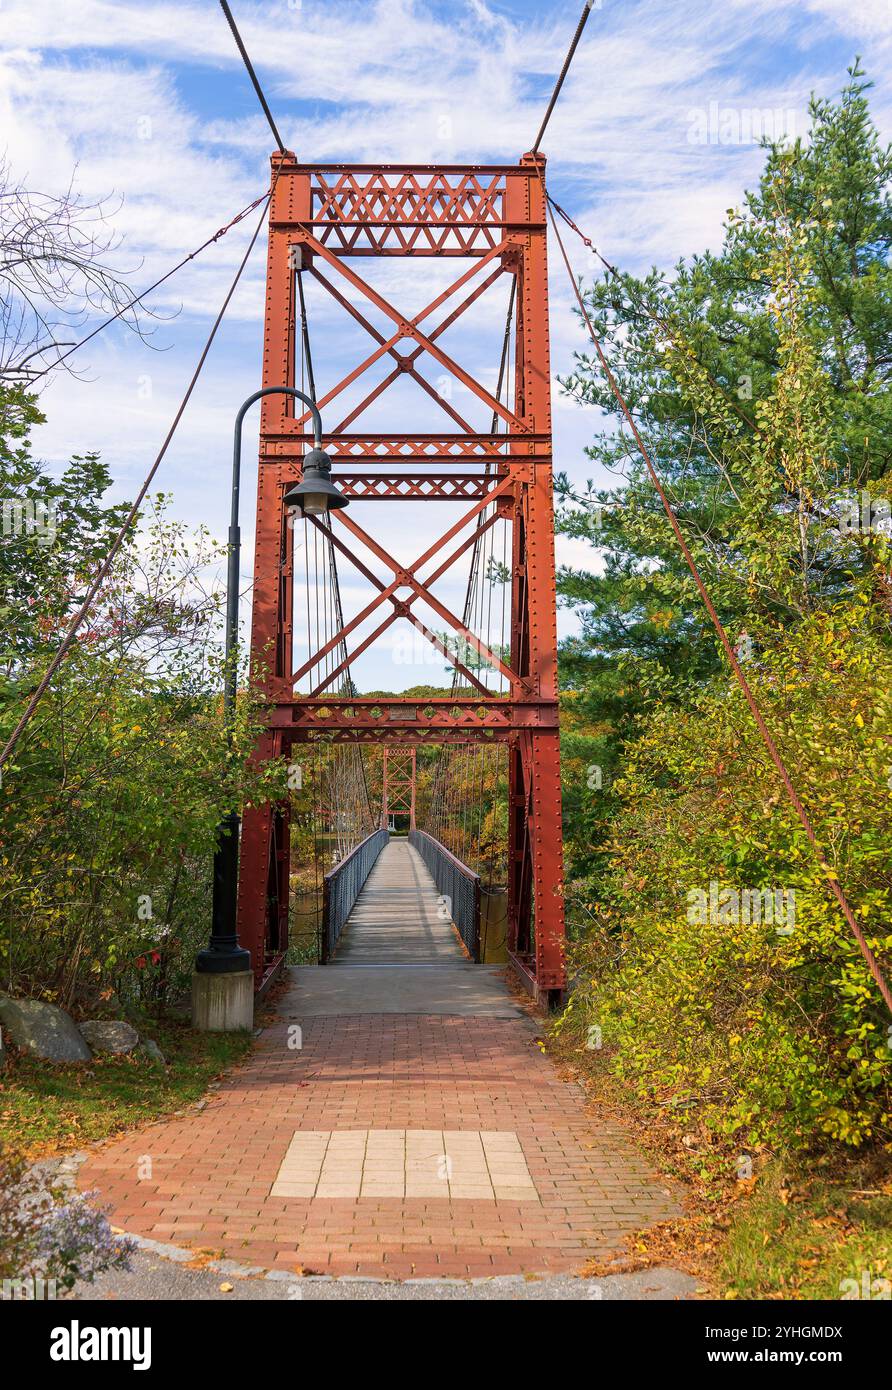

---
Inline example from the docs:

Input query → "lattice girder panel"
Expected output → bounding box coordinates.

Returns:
[260,432,551,462]
[324,474,498,501]
[302,166,527,256]
[271,697,558,734]
[381,747,417,827]
[286,728,515,746]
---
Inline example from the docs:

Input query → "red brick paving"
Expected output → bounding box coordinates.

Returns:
[79,1003,679,1278]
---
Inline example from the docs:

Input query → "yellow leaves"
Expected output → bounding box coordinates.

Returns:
[184,1250,219,1272]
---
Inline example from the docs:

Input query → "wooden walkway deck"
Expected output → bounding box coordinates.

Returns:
[332,838,466,965]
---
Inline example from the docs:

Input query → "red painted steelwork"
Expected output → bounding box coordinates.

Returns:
[381,748,417,829]
[237,151,566,1003]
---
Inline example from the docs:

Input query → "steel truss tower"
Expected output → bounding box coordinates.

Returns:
[238,150,566,1005]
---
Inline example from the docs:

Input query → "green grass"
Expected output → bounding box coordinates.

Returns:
[720,1164,892,1300]
[0,1015,252,1158]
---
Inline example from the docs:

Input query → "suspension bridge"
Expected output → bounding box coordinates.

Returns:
[230,147,566,1013]
[28,0,883,1289]
[67,4,696,1288]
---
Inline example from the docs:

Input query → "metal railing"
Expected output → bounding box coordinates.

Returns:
[409,829,481,961]
[321,828,389,962]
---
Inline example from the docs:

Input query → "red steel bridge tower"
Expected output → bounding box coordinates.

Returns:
[381,748,417,832]
[237,150,566,1006]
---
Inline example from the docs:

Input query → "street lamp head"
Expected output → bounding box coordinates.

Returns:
[283,445,348,517]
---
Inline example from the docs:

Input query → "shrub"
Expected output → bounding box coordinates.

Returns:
[571,606,892,1151]
[0,1146,135,1294]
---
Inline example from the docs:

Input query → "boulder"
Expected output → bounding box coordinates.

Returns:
[0,995,92,1064]
[0,1024,6,1072]
[78,1020,140,1056]
[136,1037,166,1067]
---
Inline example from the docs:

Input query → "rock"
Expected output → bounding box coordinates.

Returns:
[0,995,92,1064]
[136,1037,166,1067]
[78,1020,140,1055]
[0,1025,6,1072]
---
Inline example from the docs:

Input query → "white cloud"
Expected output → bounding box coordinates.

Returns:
[1,0,888,685]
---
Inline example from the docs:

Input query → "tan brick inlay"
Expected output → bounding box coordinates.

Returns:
[271,1129,539,1202]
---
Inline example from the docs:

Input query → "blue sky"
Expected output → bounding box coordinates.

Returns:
[1,0,890,689]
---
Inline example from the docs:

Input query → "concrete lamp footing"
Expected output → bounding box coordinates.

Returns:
[191,971,254,1033]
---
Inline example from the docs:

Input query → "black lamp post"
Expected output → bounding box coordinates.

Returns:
[195,386,347,975]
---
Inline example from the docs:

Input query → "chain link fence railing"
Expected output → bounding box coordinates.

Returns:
[321,828,389,962]
[409,829,481,960]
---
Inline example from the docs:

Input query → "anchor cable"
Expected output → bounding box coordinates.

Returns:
[25,190,270,384]
[0,189,275,774]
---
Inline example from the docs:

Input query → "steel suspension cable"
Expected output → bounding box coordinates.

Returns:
[0,187,275,775]
[23,191,270,385]
[531,1,596,154]
[528,0,761,443]
[545,189,892,1016]
[432,281,519,852]
[219,0,287,154]
[296,271,370,838]
[545,192,761,437]
[296,268,317,404]
[451,282,516,701]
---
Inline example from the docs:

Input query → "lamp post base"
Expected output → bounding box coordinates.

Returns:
[194,942,252,974]
[194,812,250,977]
[191,970,254,1033]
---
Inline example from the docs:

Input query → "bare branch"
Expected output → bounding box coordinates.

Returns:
[0,155,174,381]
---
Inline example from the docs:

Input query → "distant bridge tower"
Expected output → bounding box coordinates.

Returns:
[381,747,417,831]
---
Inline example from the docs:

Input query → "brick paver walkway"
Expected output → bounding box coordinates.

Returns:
[79,843,678,1277]
[78,1005,679,1277]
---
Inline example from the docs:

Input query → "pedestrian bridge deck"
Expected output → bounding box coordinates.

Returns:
[307,837,513,1017]
[76,841,681,1280]
[332,839,465,966]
